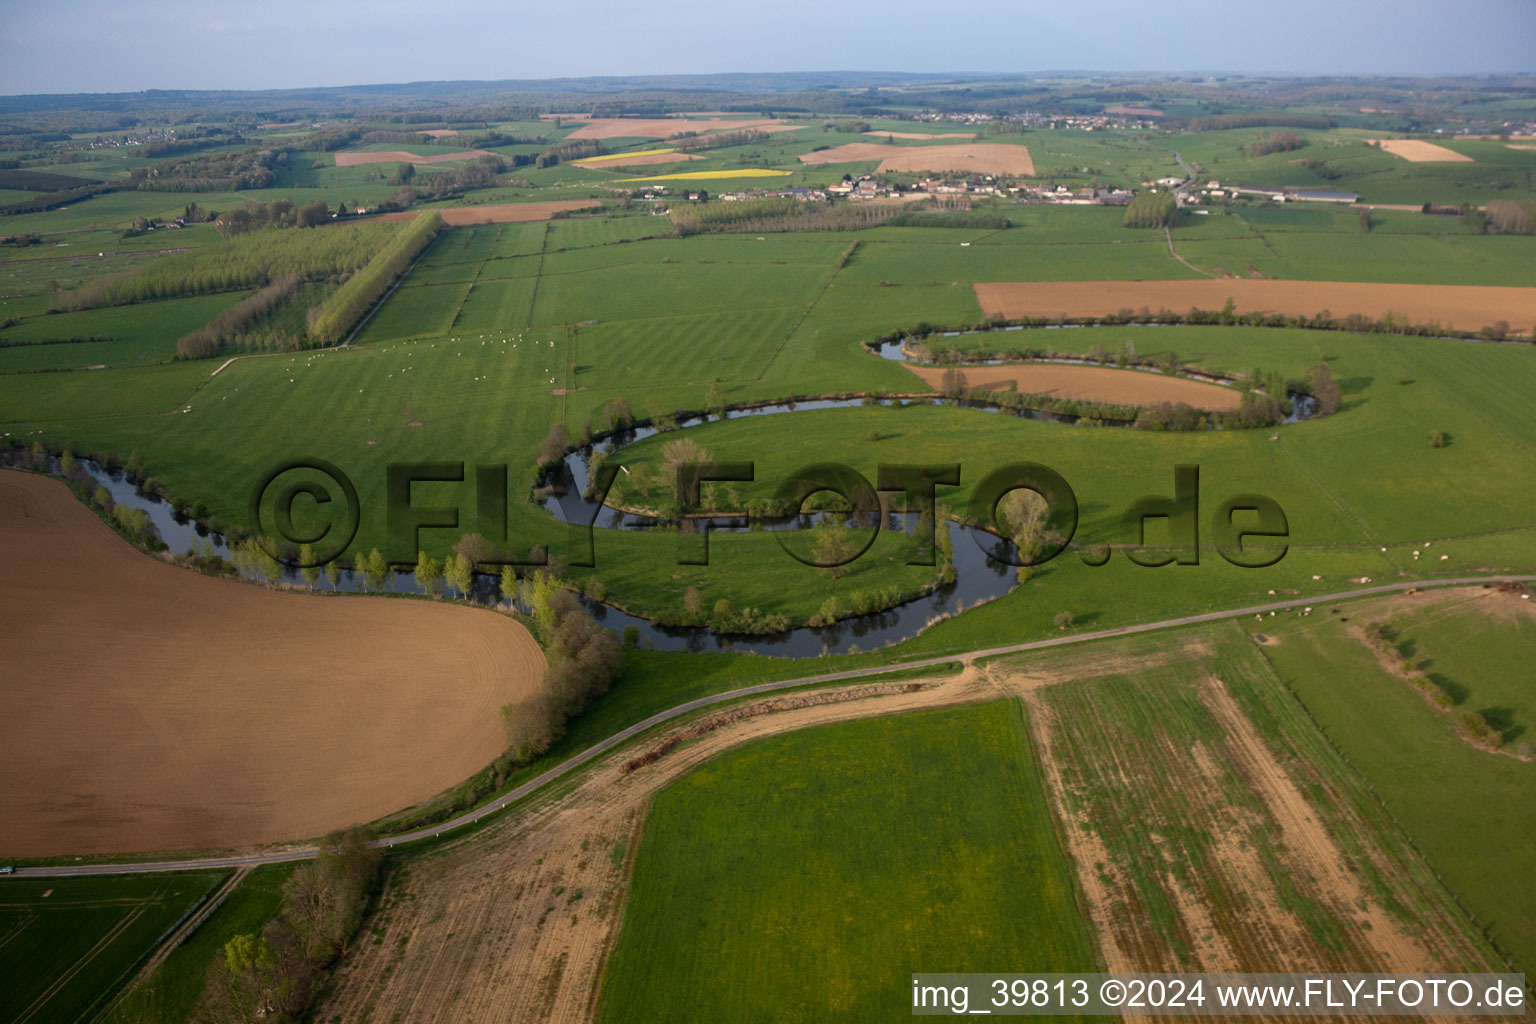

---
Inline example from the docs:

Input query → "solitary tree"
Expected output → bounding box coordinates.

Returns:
[1054,610,1075,630]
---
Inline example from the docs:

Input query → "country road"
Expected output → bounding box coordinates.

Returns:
[6,572,1531,880]
[1163,149,1216,277]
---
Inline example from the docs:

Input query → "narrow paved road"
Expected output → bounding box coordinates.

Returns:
[8,573,1531,879]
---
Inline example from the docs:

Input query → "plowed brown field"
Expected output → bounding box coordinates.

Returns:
[0,471,544,857]
[374,200,601,225]
[974,279,1536,334]
[334,149,496,167]
[901,361,1242,411]
[800,142,1034,175]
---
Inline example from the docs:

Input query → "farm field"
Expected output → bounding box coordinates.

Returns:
[316,667,1092,1024]
[3,66,1536,1024]
[0,292,246,370]
[570,149,698,167]
[898,360,1244,410]
[0,471,545,855]
[1250,587,1536,974]
[560,117,793,139]
[799,141,1036,174]
[372,199,601,225]
[333,148,497,166]
[862,130,976,139]
[1013,625,1501,975]
[1370,139,1477,162]
[597,699,1097,1023]
[974,279,1536,334]
[0,871,227,1024]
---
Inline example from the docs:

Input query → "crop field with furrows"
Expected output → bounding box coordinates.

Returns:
[1014,625,1502,980]
[0,871,227,1024]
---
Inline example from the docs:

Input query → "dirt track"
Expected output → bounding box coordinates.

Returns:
[800,142,1035,175]
[373,201,601,226]
[0,472,544,857]
[902,361,1242,411]
[334,149,496,167]
[1369,139,1474,163]
[974,279,1536,334]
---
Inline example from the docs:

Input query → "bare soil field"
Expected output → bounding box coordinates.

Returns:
[901,361,1242,411]
[862,130,977,140]
[374,200,601,225]
[974,279,1536,334]
[0,471,544,857]
[800,142,1035,175]
[333,149,497,167]
[419,129,460,138]
[1368,139,1475,163]
[561,118,789,140]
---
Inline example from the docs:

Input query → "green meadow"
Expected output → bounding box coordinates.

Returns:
[3,212,1533,631]
[597,700,1101,1023]
[0,292,246,370]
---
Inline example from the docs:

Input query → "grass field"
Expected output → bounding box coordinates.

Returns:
[0,871,227,1024]
[1250,589,1536,974]
[4,214,1533,633]
[0,293,246,371]
[597,700,1101,1023]
[103,865,296,1024]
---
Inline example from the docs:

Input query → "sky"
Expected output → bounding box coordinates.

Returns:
[1,0,1532,96]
